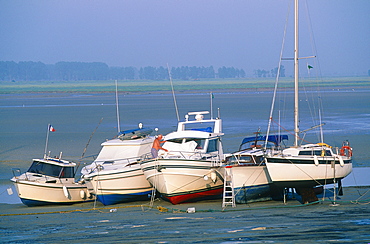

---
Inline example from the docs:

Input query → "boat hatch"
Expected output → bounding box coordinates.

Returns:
[103,161,114,164]
[27,161,75,178]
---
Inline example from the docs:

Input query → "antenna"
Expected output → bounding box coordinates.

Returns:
[210,92,214,119]
[167,63,180,121]
[115,80,121,132]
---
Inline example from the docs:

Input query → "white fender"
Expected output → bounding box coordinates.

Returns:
[210,171,217,183]
[314,155,319,166]
[80,190,86,199]
[339,156,344,167]
[63,185,70,199]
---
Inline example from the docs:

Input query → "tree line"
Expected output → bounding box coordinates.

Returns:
[0,61,284,81]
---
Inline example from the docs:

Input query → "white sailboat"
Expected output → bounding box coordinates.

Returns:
[140,111,224,204]
[265,0,352,190]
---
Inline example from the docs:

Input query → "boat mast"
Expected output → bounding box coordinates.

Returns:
[294,0,299,147]
[115,80,121,132]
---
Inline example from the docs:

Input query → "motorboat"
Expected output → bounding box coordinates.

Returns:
[80,127,155,205]
[140,111,224,204]
[11,155,94,207]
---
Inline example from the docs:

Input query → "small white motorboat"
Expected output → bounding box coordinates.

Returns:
[80,127,155,205]
[11,155,95,207]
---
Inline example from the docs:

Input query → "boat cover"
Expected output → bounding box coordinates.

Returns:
[241,135,288,147]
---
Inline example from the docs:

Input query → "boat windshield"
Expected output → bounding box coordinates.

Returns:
[225,155,263,165]
[167,138,206,150]
[206,139,218,153]
[27,161,75,178]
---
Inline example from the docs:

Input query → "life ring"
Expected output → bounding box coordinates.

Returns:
[340,146,352,157]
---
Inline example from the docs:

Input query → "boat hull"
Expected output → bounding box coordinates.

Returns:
[11,179,93,207]
[265,157,352,188]
[87,164,153,205]
[230,165,273,204]
[141,159,224,204]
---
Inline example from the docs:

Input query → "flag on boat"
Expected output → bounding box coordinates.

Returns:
[49,125,56,132]
[307,65,313,69]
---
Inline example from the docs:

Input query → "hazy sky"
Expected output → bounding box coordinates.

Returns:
[1,0,369,76]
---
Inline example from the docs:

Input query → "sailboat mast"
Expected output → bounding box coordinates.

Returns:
[294,0,299,147]
[115,80,121,132]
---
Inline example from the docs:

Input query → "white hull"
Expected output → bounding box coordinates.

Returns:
[81,137,155,205]
[87,163,153,205]
[141,159,224,204]
[232,165,271,188]
[228,165,273,203]
[265,156,352,188]
[11,177,94,206]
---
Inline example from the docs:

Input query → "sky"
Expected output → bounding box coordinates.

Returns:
[0,0,369,77]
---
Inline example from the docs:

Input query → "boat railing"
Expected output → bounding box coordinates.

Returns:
[11,168,22,179]
[140,150,223,165]
[84,156,142,174]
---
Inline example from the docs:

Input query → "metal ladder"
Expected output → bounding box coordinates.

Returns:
[222,166,236,208]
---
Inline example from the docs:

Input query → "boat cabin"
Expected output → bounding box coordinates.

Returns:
[239,135,288,151]
[161,111,224,159]
[283,144,333,157]
[27,158,76,178]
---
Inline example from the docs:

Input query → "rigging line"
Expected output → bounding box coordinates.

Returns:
[77,117,104,173]
[167,63,180,122]
[265,0,292,149]
[270,117,312,145]
[303,0,325,132]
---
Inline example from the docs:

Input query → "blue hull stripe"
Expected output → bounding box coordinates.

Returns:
[97,190,152,205]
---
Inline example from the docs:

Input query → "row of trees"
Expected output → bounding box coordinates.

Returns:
[0,61,284,81]
[253,66,286,78]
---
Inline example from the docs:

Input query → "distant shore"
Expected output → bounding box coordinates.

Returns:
[1,76,369,94]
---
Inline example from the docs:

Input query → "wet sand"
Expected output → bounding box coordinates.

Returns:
[1,186,369,243]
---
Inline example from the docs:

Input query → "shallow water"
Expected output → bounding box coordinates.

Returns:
[1,90,370,242]
[0,90,369,186]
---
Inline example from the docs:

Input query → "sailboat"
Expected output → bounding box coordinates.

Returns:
[223,134,288,204]
[264,0,352,190]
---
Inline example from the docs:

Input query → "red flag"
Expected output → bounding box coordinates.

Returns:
[49,125,56,132]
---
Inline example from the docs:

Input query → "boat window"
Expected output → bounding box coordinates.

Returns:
[206,139,218,153]
[298,150,332,156]
[228,155,252,163]
[167,138,183,144]
[27,161,74,178]
[184,122,214,132]
[168,138,206,149]
[194,139,205,149]
[60,167,75,178]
